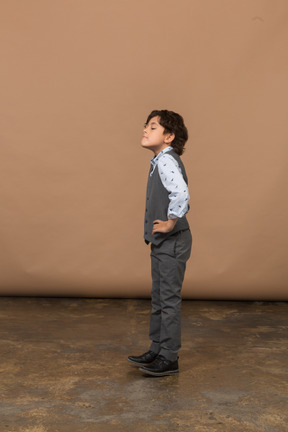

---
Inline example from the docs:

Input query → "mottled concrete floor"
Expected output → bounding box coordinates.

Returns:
[0,298,287,432]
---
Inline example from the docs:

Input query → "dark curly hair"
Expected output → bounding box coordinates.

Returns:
[145,109,188,156]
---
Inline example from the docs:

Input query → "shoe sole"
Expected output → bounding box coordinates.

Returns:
[139,367,179,377]
[127,358,155,367]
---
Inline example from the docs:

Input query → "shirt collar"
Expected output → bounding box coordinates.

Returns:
[151,146,173,168]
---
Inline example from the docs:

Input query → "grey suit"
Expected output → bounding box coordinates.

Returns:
[144,150,192,361]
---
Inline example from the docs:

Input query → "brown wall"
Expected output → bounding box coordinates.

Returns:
[1,1,288,299]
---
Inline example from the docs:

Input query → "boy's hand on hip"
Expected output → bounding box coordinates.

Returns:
[152,218,178,234]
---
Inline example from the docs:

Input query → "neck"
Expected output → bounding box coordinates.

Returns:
[153,144,171,156]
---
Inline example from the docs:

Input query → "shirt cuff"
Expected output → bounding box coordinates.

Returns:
[168,206,189,219]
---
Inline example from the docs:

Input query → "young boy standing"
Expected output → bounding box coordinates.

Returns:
[128,110,192,376]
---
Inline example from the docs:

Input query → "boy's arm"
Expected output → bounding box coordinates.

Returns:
[152,154,189,234]
[152,218,178,234]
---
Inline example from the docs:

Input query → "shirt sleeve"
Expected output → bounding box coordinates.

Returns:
[158,154,190,219]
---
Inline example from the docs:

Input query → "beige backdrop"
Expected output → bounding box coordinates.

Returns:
[1,0,288,299]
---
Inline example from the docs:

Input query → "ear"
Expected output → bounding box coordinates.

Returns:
[164,132,175,144]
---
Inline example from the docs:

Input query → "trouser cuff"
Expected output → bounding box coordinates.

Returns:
[159,348,179,362]
[149,341,160,354]
[150,343,179,361]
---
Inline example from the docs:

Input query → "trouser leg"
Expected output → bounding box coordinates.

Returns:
[149,254,161,355]
[149,230,192,361]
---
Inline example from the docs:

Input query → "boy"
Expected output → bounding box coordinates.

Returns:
[128,110,192,376]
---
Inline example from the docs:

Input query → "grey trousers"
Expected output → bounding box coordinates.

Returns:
[149,229,192,361]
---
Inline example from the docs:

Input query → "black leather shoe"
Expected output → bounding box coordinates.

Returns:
[127,350,158,366]
[139,355,179,376]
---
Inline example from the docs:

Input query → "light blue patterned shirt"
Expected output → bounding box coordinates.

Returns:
[150,146,190,219]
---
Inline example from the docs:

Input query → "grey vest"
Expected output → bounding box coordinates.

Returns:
[144,150,190,245]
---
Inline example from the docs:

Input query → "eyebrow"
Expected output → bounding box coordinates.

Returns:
[150,121,159,126]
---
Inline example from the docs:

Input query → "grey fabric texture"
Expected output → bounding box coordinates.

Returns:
[144,150,190,246]
[149,229,192,360]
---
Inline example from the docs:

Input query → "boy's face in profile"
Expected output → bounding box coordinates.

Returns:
[141,116,174,156]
